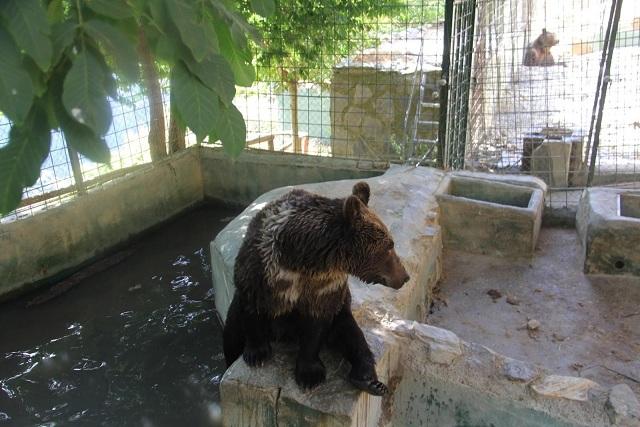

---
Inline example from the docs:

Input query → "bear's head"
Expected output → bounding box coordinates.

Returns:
[343,182,410,290]
[539,28,559,48]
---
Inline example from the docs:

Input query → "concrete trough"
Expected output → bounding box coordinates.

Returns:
[620,192,640,219]
[435,175,545,257]
[577,188,640,276]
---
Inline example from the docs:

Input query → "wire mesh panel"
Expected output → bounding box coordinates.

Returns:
[444,0,477,169]
[464,0,640,189]
[233,0,445,162]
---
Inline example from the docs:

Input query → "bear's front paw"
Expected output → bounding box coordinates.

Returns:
[349,377,389,396]
[295,359,326,390]
[243,342,272,367]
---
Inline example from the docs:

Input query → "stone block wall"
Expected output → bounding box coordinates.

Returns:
[330,67,441,159]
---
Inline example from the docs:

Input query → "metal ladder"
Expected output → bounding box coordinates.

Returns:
[403,41,440,167]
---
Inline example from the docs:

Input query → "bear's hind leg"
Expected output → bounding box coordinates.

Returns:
[294,316,330,390]
[223,294,245,367]
[329,307,389,396]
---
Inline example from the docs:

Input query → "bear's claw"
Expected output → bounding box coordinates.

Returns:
[243,342,272,367]
[349,378,389,396]
[295,359,326,390]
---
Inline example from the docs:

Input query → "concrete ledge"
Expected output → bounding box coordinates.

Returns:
[211,166,445,425]
[384,318,614,427]
[211,169,634,426]
[577,188,640,276]
[211,165,445,322]
[436,175,545,257]
[201,148,385,206]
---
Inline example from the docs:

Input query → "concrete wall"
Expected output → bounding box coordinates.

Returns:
[201,148,385,206]
[330,67,441,159]
[0,147,387,300]
[0,149,204,300]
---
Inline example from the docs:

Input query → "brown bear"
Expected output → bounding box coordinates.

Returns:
[523,28,559,66]
[223,182,410,395]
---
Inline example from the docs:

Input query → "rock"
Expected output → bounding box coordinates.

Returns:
[531,375,600,401]
[506,295,520,305]
[487,289,502,301]
[413,323,463,365]
[384,320,463,366]
[502,357,539,383]
[606,384,640,427]
[527,319,541,331]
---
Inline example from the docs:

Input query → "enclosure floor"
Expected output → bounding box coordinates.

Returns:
[429,227,640,395]
[0,203,241,426]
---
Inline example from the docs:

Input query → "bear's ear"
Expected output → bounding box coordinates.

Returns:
[344,195,364,224]
[352,182,370,206]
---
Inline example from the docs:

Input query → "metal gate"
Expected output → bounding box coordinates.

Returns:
[442,0,477,170]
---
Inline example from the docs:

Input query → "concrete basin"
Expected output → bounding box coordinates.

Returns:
[577,188,640,276]
[619,192,640,219]
[435,175,545,257]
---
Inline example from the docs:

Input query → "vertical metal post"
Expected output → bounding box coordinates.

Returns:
[438,0,455,169]
[67,146,86,195]
[444,0,476,170]
[586,0,623,186]
[457,0,476,170]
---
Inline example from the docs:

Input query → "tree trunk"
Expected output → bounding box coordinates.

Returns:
[138,28,166,161]
[168,102,185,154]
[287,80,301,153]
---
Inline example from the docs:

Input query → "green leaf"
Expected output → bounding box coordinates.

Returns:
[47,0,65,22]
[57,105,111,164]
[85,20,138,81]
[183,55,236,106]
[148,0,169,28]
[210,1,261,44]
[51,22,77,65]
[171,62,219,142]
[0,104,51,215]
[88,44,119,98]
[85,0,134,19]
[0,0,52,72]
[0,27,35,124]
[217,104,246,157]
[216,25,255,87]
[250,0,275,17]
[166,0,218,62]
[22,57,47,97]
[63,49,113,135]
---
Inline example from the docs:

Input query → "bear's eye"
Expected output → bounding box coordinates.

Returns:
[387,241,394,250]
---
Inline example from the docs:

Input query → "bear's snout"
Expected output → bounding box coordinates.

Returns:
[387,269,410,290]
[402,272,410,285]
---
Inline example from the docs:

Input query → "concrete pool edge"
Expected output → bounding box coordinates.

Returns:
[219,292,636,427]
[211,167,638,426]
[0,147,386,301]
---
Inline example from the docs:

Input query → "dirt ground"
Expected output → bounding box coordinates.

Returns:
[429,227,640,395]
